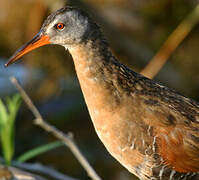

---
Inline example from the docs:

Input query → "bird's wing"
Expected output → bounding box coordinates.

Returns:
[137,83,199,173]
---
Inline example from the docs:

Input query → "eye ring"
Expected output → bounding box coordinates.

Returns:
[55,23,65,30]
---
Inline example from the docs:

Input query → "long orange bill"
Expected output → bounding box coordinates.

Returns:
[5,32,51,67]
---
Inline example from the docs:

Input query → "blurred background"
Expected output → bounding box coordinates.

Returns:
[1,0,199,179]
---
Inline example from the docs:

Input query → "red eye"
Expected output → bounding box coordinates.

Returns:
[55,23,65,30]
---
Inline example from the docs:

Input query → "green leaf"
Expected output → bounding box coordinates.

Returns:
[0,94,21,165]
[16,141,64,163]
[0,99,8,127]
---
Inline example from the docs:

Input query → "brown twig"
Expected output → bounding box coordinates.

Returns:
[0,164,47,180]
[10,76,101,180]
[0,157,77,180]
[12,161,78,180]
[141,4,199,79]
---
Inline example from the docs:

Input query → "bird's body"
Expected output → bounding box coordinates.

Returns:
[69,33,199,180]
[6,7,199,180]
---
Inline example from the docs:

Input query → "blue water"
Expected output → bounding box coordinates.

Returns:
[0,58,28,95]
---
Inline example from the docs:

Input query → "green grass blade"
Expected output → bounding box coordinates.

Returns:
[0,99,8,126]
[16,141,64,163]
[0,94,21,165]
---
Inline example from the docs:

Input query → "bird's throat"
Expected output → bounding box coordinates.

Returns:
[68,40,120,114]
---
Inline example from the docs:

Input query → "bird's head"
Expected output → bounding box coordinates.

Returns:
[5,7,96,67]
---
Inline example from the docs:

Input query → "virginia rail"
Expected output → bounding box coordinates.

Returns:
[6,7,199,180]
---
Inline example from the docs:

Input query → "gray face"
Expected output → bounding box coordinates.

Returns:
[41,8,90,48]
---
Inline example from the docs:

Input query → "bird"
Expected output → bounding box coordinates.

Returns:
[5,7,199,180]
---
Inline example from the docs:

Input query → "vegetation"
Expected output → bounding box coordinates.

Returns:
[0,94,21,165]
[0,94,63,166]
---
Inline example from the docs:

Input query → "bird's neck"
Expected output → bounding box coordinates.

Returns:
[68,38,112,87]
[68,38,128,122]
